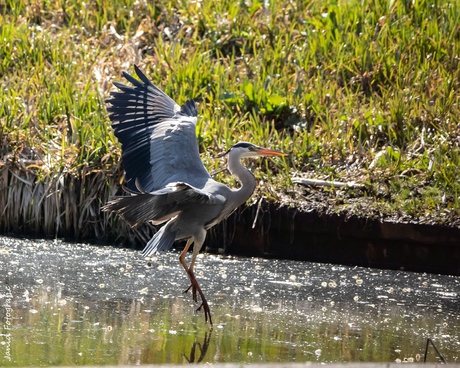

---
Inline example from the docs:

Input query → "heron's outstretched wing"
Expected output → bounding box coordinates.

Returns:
[102,182,226,227]
[106,65,211,192]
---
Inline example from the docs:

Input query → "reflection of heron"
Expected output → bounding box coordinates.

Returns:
[103,66,285,325]
[184,330,212,363]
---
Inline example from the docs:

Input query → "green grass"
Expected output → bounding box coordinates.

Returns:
[1,0,460,231]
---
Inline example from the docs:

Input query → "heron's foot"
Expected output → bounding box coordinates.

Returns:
[185,284,212,324]
[196,297,213,325]
[185,270,213,325]
[184,283,198,303]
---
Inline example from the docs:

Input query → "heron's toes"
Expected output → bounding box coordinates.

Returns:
[184,284,198,303]
[196,301,213,325]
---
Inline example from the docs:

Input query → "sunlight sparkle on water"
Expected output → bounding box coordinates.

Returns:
[0,236,459,365]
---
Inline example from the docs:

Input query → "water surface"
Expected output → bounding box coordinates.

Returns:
[0,236,458,365]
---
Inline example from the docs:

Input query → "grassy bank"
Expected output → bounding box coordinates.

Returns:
[1,0,459,241]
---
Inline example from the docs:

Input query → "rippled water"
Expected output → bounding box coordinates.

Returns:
[0,236,458,365]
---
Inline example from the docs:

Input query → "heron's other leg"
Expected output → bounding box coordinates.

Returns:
[188,233,212,325]
[179,238,198,302]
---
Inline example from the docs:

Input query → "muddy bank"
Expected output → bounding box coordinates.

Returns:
[206,202,460,276]
[1,165,459,276]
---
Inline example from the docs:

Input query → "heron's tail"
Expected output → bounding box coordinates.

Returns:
[142,219,178,257]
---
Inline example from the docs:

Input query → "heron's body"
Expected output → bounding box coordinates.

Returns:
[103,65,284,325]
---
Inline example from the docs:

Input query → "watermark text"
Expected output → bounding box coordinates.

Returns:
[2,285,13,362]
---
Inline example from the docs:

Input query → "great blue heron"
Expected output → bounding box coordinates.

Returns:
[103,65,285,325]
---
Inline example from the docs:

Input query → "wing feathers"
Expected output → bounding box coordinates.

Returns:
[133,65,152,85]
[181,99,197,116]
[142,220,178,256]
[106,65,209,193]
[102,182,225,227]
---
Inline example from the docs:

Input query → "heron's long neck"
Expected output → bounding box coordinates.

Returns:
[228,153,257,206]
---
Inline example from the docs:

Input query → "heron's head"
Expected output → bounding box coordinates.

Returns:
[220,141,286,159]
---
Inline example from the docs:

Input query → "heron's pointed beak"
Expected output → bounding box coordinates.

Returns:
[255,147,286,157]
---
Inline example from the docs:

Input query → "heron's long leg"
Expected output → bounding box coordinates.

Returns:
[179,234,213,325]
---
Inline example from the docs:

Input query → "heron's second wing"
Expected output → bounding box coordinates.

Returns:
[102,182,226,227]
[106,65,210,192]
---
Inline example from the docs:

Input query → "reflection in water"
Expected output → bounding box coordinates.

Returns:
[183,330,212,363]
[0,236,459,366]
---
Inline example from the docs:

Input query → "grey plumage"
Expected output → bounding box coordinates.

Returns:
[142,220,178,255]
